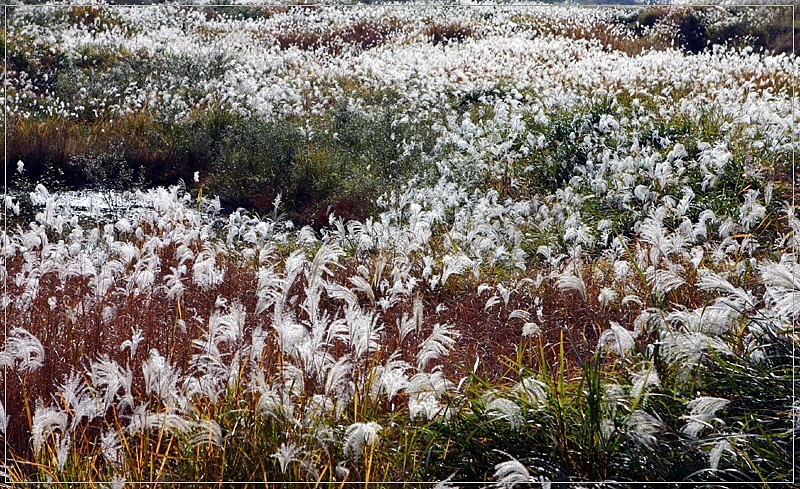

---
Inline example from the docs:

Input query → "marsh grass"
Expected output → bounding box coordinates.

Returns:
[3,3,797,486]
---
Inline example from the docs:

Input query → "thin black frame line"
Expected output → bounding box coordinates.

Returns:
[1,1,796,486]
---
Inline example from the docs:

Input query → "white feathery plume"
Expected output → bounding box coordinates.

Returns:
[493,454,534,489]
[144,412,192,436]
[696,269,756,308]
[64,254,97,280]
[307,244,344,292]
[255,264,284,316]
[142,349,183,408]
[485,294,501,311]
[101,430,123,467]
[626,410,664,448]
[190,419,223,447]
[510,309,543,337]
[60,372,101,432]
[417,322,460,371]
[630,366,660,401]
[497,283,512,306]
[54,432,71,471]
[682,396,729,438]
[440,253,473,287]
[485,397,523,429]
[371,354,411,402]
[407,371,454,420]
[209,301,247,348]
[708,438,736,471]
[0,398,7,435]
[738,189,765,232]
[271,442,300,474]
[348,304,382,359]
[644,265,686,298]
[760,257,800,320]
[348,275,375,302]
[597,287,617,307]
[1,327,45,372]
[555,272,586,302]
[193,246,224,291]
[32,403,68,454]
[668,301,741,336]
[323,357,352,400]
[120,329,144,362]
[162,264,187,300]
[325,282,359,308]
[274,316,310,359]
[398,296,425,342]
[509,309,529,321]
[409,391,442,420]
[343,421,382,460]
[511,377,548,406]
[597,321,637,358]
[660,331,731,384]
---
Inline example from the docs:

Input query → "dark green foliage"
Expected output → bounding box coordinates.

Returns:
[207,117,300,211]
[622,5,799,55]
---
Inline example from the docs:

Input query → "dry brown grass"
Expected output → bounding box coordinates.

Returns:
[423,21,475,47]
[275,18,403,55]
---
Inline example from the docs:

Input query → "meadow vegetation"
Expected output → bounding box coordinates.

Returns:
[1,2,798,487]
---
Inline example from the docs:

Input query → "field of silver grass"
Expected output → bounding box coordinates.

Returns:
[2,2,798,486]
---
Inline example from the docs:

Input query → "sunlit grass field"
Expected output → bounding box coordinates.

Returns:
[1,2,798,486]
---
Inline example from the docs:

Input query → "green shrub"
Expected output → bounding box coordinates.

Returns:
[206,117,300,212]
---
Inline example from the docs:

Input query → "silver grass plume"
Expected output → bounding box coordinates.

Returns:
[510,309,541,337]
[0,398,7,435]
[511,377,548,406]
[343,421,382,460]
[682,396,730,438]
[120,329,144,362]
[193,245,224,290]
[142,349,184,408]
[89,355,134,413]
[597,321,637,358]
[307,244,344,294]
[370,353,411,401]
[100,430,123,467]
[630,365,660,401]
[493,454,534,488]
[660,331,731,385]
[1,327,45,372]
[708,438,737,471]
[342,303,382,359]
[760,256,800,321]
[626,410,665,448]
[189,419,223,447]
[417,322,460,371]
[440,253,474,287]
[484,396,523,429]
[407,371,454,420]
[271,442,300,474]
[555,271,587,302]
[31,402,67,454]
[60,372,101,432]
[697,269,756,308]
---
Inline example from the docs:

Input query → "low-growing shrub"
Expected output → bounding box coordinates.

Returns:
[424,20,474,46]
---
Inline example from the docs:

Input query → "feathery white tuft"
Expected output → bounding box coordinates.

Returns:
[682,396,730,438]
[417,323,460,371]
[344,422,382,460]
[1,327,45,372]
[493,455,533,489]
